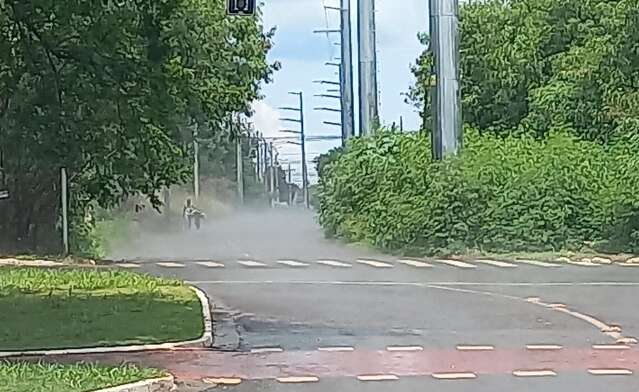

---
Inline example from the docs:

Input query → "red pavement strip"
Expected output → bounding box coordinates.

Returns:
[20,347,638,381]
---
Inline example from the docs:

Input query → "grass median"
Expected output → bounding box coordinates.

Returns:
[0,267,203,351]
[0,361,165,392]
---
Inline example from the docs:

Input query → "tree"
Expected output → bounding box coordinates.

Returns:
[408,0,639,142]
[0,0,277,252]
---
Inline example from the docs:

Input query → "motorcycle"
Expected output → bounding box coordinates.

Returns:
[184,207,206,230]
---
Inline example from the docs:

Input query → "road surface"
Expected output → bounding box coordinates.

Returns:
[112,208,639,391]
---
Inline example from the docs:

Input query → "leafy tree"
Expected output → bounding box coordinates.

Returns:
[408,0,639,142]
[0,0,277,252]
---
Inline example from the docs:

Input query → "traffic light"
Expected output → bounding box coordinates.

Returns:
[227,0,256,16]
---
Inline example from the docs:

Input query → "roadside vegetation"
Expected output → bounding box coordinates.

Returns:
[317,0,639,257]
[0,361,164,392]
[0,268,203,351]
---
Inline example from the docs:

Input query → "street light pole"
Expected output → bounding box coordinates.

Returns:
[298,92,310,209]
[430,0,462,159]
[193,123,200,201]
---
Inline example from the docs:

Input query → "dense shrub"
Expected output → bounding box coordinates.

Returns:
[317,130,639,255]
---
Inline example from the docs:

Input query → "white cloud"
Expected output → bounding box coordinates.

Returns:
[251,100,282,138]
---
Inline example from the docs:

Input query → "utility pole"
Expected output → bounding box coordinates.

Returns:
[264,139,270,195]
[236,128,244,205]
[193,123,200,201]
[61,168,69,255]
[357,0,379,136]
[255,132,262,183]
[279,92,310,209]
[430,0,462,159]
[269,142,275,208]
[338,0,355,141]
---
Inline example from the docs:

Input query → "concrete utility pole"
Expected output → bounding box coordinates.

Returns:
[236,127,244,205]
[193,123,200,201]
[340,0,355,141]
[430,0,462,159]
[279,91,310,209]
[357,0,379,136]
[269,142,276,208]
[61,167,69,255]
[263,139,270,195]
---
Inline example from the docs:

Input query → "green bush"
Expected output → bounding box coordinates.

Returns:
[317,129,639,255]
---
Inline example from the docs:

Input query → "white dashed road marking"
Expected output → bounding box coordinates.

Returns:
[203,378,242,385]
[318,346,355,352]
[568,260,602,267]
[277,260,310,267]
[456,345,494,351]
[156,262,185,268]
[357,375,399,382]
[618,263,639,267]
[250,348,284,354]
[115,263,140,269]
[276,376,320,383]
[475,259,517,268]
[435,259,477,269]
[513,370,557,377]
[432,372,477,380]
[356,259,394,268]
[196,262,225,268]
[526,344,563,351]
[316,260,352,268]
[592,344,631,350]
[386,346,424,352]
[238,260,268,268]
[588,369,633,376]
[396,259,433,268]
[515,259,560,268]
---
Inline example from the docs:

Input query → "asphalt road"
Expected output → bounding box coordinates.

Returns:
[113,208,639,391]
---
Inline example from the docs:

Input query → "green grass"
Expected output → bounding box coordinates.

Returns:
[0,361,165,392]
[0,267,203,351]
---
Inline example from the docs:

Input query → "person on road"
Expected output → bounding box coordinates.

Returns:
[183,198,205,230]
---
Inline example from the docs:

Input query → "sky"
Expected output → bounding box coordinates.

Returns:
[251,0,428,185]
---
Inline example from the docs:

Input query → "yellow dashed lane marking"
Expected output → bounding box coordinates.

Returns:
[432,372,477,380]
[196,262,225,268]
[475,259,518,268]
[356,259,394,268]
[456,345,494,351]
[588,369,633,376]
[318,346,355,352]
[526,344,563,351]
[156,262,185,268]
[513,370,557,377]
[276,376,320,383]
[238,260,268,267]
[386,346,424,352]
[316,260,352,268]
[396,259,433,268]
[435,259,477,269]
[203,378,242,385]
[277,260,310,267]
[357,375,399,382]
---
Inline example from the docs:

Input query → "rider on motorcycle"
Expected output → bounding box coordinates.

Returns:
[183,198,205,230]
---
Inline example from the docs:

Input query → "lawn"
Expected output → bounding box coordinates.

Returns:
[0,361,165,392]
[0,267,203,351]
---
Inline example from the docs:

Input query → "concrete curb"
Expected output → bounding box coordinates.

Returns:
[0,286,212,358]
[92,375,175,392]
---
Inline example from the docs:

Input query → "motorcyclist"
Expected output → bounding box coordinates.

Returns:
[183,198,205,230]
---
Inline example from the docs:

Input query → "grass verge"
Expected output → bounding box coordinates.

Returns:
[0,361,165,392]
[0,267,203,351]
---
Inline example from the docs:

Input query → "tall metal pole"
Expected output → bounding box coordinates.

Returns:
[299,93,310,209]
[236,132,244,205]
[256,132,262,183]
[357,0,379,136]
[430,0,462,159]
[340,0,355,142]
[61,168,69,255]
[269,142,275,208]
[264,140,270,195]
[193,123,200,201]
